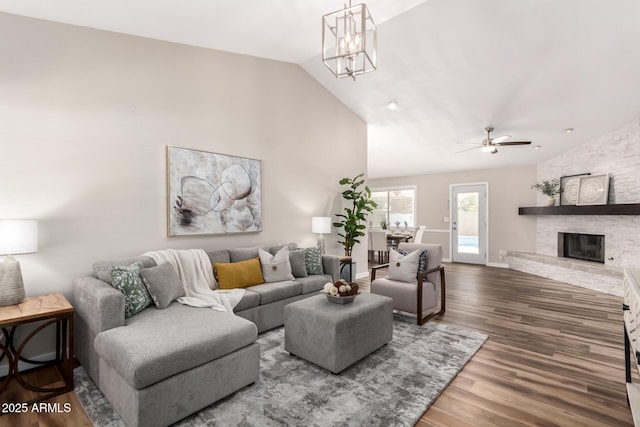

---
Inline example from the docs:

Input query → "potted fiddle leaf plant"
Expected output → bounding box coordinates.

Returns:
[531,179,561,206]
[333,173,377,257]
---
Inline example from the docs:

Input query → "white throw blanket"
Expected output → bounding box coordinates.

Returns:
[143,249,244,312]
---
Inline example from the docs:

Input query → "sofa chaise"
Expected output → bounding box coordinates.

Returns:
[73,243,339,427]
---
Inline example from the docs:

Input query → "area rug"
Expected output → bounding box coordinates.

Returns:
[75,320,487,427]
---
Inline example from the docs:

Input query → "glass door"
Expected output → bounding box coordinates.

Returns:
[451,183,487,264]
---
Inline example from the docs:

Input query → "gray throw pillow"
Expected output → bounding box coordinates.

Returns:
[206,249,231,266]
[110,262,153,318]
[228,247,260,262]
[259,247,294,282]
[301,247,323,275]
[269,243,298,255]
[94,256,156,284]
[140,262,185,309]
[290,250,308,278]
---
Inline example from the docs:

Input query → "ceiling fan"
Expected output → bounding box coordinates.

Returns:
[456,127,532,154]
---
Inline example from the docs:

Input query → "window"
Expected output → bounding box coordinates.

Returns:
[370,187,416,229]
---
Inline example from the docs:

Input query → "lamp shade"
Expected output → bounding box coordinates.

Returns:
[0,220,38,255]
[311,217,332,234]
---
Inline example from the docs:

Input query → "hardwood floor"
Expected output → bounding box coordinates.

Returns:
[410,263,634,426]
[1,263,635,426]
[0,365,91,427]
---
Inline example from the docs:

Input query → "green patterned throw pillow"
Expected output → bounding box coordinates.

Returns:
[300,247,323,275]
[111,262,153,318]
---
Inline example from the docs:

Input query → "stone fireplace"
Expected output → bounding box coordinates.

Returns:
[506,119,640,297]
[507,215,636,296]
[557,232,605,264]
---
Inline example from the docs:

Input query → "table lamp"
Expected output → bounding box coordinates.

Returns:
[311,217,332,254]
[0,220,38,306]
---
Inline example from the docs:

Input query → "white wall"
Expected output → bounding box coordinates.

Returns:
[368,165,537,265]
[0,12,368,304]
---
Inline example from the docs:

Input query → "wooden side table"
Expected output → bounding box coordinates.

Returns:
[0,293,74,405]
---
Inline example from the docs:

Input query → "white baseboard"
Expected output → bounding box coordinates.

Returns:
[0,351,58,377]
[486,262,509,268]
[355,272,369,280]
[442,258,452,263]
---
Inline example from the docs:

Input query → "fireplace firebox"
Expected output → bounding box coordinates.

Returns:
[557,232,605,263]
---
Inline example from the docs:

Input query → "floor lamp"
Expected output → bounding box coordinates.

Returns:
[0,220,38,306]
[312,217,332,254]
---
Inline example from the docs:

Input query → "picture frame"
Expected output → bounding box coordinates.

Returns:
[167,146,262,236]
[559,173,590,206]
[576,173,610,206]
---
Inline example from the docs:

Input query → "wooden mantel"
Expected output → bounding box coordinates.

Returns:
[518,203,640,216]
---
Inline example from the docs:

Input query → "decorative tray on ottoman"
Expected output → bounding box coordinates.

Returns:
[325,294,357,304]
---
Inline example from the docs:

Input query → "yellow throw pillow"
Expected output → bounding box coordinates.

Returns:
[215,257,265,289]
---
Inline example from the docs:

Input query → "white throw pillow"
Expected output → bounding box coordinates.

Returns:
[387,249,420,283]
[259,247,294,282]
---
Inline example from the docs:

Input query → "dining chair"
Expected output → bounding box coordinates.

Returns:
[413,225,426,244]
[369,230,390,264]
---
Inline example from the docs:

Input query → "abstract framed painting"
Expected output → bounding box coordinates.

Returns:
[167,146,262,236]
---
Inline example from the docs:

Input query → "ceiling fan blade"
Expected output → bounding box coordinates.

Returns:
[455,146,482,154]
[491,148,499,154]
[492,135,511,144]
[495,141,531,146]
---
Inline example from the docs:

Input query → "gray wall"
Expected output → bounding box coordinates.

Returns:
[0,12,369,303]
[368,166,538,265]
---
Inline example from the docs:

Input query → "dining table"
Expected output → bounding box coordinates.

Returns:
[386,233,411,249]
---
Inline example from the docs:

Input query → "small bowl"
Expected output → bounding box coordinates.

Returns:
[325,293,357,304]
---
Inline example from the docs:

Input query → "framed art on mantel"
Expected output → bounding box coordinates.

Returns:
[167,146,262,236]
[560,173,590,206]
[577,173,610,206]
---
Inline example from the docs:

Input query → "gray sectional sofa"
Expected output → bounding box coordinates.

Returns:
[73,243,339,427]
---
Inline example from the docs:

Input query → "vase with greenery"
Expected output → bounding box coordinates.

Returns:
[531,179,560,206]
[333,173,377,257]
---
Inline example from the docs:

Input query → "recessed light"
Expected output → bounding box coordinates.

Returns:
[387,101,399,111]
[564,128,574,134]
[534,145,541,150]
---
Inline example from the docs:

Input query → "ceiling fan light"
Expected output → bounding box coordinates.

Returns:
[481,145,494,153]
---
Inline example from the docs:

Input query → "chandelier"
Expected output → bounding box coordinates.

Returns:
[322,1,377,80]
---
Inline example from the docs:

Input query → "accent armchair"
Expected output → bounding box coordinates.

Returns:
[370,242,445,325]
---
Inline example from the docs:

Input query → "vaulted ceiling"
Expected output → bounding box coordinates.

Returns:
[2,0,640,178]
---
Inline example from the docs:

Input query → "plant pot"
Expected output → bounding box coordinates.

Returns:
[545,196,556,206]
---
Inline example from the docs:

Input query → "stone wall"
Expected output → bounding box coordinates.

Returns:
[508,118,640,296]
[536,118,640,269]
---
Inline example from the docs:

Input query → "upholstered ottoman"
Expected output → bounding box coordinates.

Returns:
[284,293,393,373]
